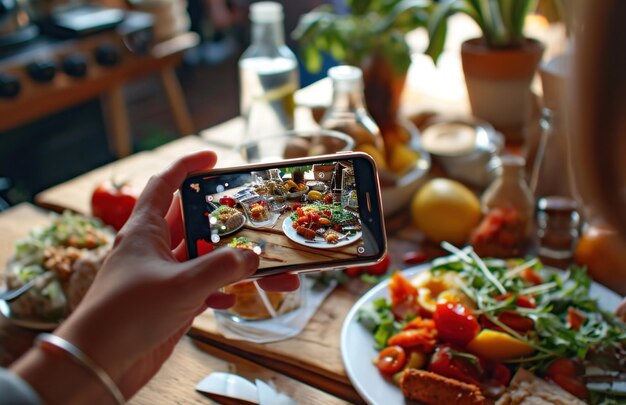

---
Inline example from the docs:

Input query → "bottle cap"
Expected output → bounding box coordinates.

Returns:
[328,65,363,92]
[250,2,283,23]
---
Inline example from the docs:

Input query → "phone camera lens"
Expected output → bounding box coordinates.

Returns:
[368,218,374,223]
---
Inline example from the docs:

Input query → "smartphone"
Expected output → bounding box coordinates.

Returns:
[180,152,386,278]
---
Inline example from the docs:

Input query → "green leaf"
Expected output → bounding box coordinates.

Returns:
[347,0,373,15]
[512,0,538,44]
[374,0,430,33]
[303,46,323,73]
[426,0,480,64]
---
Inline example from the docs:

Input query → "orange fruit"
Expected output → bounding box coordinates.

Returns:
[411,178,481,245]
[574,224,626,295]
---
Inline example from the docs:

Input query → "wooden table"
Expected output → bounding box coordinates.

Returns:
[2,14,575,404]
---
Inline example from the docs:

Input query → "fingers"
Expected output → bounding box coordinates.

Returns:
[134,150,218,219]
[256,273,300,292]
[181,247,259,293]
[172,239,188,262]
[205,292,236,309]
[165,192,185,249]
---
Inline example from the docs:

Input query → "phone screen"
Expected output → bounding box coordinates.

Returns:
[180,155,386,276]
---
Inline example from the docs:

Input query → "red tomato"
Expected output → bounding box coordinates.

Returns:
[520,267,543,285]
[567,307,586,330]
[492,364,511,386]
[344,267,363,277]
[218,196,236,207]
[547,358,583,378]
[403,251,428,265]
[548,374,589,399]
[497,311,535,332]
[376,346,406,375]
[433,302,481,347]
[91,180,138,231]
[494,293,536,309]
[428,345,482,385]
[365,255,391,276]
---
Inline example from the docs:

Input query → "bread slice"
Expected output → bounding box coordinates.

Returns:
[400,369,485,405]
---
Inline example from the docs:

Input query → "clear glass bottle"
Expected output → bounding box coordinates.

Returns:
[536,196,580,268]
[320,66,385,158]
[476,155,535,257]
[239,2,299,140]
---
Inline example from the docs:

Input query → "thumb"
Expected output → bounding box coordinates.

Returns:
[180,247,259,293]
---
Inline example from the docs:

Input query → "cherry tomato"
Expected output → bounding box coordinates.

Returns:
[520,267,543,285]
[218,196,236,207]
[428,345,482,385]
[376,346,406,375]
[494,293,536,309]
[291,203,302,211]
[403,251,428,265]
[365,255,391,276]
[548,374,589,399]
[547,358,583,378]
[345,267,363,277]
[492,364,511,386]
[91,180,138,231]
[433,302,481,347]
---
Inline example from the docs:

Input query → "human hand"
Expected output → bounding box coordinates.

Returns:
[45,150,296,399]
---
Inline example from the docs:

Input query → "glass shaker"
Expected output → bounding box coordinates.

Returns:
[239,2,299,140]
[536,197,580,268]
[320,66,386,166]
[474,155,535,258]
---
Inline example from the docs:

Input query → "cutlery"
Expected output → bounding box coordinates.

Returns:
[0,272,55,302]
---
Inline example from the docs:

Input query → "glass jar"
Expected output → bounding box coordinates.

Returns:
[536,196,580,268]
[320,66,385,163]
[475,155,535,257]
[239,2,299,140]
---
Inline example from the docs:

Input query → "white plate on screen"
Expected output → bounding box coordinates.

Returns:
[340,264,623,405]
[282,217,362,249]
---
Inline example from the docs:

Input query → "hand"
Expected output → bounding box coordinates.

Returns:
[13,150,298,403]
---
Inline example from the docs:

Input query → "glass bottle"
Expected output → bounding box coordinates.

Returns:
[320,66,385,159]
[530,108,582,267]
[477,155,535,257]
[239,2,299,140]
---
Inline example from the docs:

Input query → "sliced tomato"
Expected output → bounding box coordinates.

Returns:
[567,307,586,330]
[497,311,535,333]
[493,293,536,308]
[388,271,418,306]
[376,346,406,375]
[433,302,481,347]
[547,358,583,378]
[520,267,543,285]
[492,364,512,386]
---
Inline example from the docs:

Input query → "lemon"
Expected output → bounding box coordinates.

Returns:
[357,144,387,170]
[388,143,420,173]
[411,178,481,245]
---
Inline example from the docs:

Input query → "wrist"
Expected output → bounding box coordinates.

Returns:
[10,344,119,405]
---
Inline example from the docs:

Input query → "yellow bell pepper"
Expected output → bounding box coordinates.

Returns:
[466,329,535,361]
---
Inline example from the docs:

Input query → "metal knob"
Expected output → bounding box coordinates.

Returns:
[94,44,121,66]
[62,54,88,77]
[0,73,21,98]
[26,61,56,82]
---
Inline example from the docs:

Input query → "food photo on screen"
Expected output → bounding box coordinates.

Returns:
[181,159,382,271]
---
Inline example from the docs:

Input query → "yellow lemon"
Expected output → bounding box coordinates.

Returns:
[357,144,387,170]
[388,143,420,174]
[307,190,323,201]
[411,178,481,245]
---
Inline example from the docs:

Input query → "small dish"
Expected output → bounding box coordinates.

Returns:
[421,117,503,188]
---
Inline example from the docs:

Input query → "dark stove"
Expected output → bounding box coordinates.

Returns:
[0,7,153,130]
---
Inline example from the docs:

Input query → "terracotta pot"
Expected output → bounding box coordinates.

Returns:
[361,54,407,134]
[461,38,544,140]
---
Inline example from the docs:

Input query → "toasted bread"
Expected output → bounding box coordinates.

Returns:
[400,369,485,405]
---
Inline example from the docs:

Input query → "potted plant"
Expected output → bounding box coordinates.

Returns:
[426,0,544,140]
[292,0,431,133]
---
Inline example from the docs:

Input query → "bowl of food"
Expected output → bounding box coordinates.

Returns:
[2,212,115,328]
[238,129,355,163]
[377,119,431,217]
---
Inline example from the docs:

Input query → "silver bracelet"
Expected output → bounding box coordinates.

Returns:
[35,333,125,405]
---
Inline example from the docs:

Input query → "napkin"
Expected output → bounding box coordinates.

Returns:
[214,276,336,343]
[195,372,296,405]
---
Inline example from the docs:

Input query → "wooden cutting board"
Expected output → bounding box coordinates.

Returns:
[190,279,374,404]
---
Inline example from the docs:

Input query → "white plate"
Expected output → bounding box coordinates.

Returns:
[282,217,362,249]
[0,299,59,330]
[340,264,623,405]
